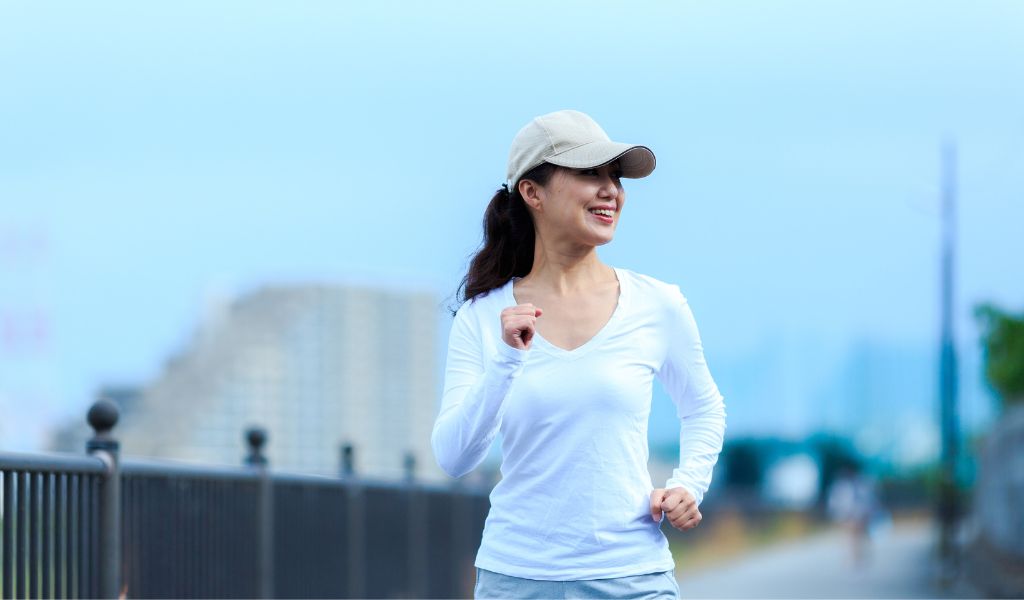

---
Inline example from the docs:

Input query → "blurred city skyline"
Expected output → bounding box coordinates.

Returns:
[1,1,1022,458]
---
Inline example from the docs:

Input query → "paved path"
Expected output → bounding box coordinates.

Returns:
[675,521,968,599]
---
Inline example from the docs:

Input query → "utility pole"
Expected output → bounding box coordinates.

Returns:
[937,140,960,574]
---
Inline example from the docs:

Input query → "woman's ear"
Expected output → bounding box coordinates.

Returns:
[519,180,544,212]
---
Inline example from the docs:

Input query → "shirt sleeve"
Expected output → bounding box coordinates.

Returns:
[654,286,727,506]
[431,303,528,478]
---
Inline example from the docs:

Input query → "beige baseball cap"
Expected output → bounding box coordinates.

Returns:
[506,110,656,191]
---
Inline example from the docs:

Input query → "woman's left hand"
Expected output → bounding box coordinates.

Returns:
[650,487,701,531]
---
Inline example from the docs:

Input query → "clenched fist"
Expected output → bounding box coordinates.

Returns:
[650,487,701,532]
[501,304,543,350]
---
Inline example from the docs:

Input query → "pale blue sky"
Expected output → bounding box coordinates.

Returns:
[1,1,1022,454]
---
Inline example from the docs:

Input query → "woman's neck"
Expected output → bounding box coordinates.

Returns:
[522,241,615,295]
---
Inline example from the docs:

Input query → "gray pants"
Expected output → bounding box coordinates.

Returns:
[475,567,680,599]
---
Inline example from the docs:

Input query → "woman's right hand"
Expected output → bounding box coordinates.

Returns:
[501,304,543,350]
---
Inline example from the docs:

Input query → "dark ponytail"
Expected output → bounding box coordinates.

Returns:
[456,162,558,308]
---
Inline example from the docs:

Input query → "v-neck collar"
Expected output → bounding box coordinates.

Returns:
[505,267,628,360]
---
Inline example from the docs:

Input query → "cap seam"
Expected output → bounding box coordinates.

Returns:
[544,140,597,158]
[537,116,558,155]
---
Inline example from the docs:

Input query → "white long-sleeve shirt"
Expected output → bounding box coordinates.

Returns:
[432,267,726,580]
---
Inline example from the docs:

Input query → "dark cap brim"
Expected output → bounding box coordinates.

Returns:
[543,142,656,179]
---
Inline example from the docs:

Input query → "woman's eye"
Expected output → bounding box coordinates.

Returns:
[578,168,621,180]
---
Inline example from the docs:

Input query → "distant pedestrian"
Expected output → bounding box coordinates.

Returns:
[827,464,880,567]
[431,110,727,599]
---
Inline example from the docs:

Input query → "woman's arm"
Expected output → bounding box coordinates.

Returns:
[655,287,727,506]
[431,306,528,478]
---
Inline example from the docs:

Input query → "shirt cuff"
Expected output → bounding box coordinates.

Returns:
[495,339,530,364]
[665,480,703,507]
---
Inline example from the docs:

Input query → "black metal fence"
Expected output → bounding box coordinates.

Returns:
[1,400,489,599]
[1,455,105,599]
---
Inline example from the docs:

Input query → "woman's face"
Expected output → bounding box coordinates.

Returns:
[530,162,625,248]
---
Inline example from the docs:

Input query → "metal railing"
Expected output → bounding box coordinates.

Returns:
[0,454,105,599]
[1,400,488,599]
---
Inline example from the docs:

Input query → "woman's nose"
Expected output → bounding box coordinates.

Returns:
[597,176,620,198]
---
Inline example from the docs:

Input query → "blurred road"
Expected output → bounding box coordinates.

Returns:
[675,521,964,599]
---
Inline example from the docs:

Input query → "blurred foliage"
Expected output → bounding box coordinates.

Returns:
[806,433,862,504]
[721,440,763,489]
[975,303,1024,407]
[716,434,867,508]
[876,464,968,514]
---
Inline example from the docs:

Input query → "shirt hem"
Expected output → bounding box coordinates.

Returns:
[474,555,676,581]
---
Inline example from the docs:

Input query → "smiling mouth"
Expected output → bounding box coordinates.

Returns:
[588,208,615,224]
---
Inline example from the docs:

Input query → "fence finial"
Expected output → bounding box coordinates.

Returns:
[245,426,269,466]
[87,398,120,453]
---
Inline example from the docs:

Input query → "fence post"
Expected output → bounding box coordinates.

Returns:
[245,427,273,599]
[404,451,428,597]
[344,444,365,597]
[86,399,122,599]
[403,451,416,484]
[339,443,354,478]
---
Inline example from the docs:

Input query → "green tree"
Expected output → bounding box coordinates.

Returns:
[975,303,1024,406]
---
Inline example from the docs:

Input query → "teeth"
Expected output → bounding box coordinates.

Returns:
[590,209,614,217]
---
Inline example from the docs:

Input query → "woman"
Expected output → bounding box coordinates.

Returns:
[432,110,726,599]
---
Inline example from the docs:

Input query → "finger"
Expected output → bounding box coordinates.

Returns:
[503,319,536,333]
[668,512,695,531]
[666,492,694,514]
[504,313,538,327]
[681,516,701,530]
[502,304,538,316]
[503,316,535,330]
[673,511,702,531]
[666,504,689,521]
[661,494,681,513]
[668,503,698,521]
[504,319,538,339]
[650,489,666,521]
[671,513,696,528]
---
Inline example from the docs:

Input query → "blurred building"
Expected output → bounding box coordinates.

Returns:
[54,284,441,481]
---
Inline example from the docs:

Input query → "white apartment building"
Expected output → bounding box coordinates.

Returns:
[110,284,441,481]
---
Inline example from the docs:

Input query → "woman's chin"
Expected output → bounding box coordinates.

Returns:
[587,233,615,248]
[591,226,617,246]
[567,225,616,248]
